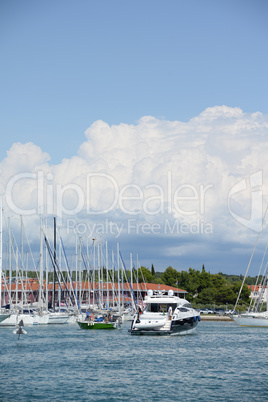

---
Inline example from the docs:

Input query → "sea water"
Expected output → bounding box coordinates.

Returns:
[0,321,268,401]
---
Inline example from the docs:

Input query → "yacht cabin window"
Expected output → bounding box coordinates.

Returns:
[146,303,178,313]
[184,303,192,308]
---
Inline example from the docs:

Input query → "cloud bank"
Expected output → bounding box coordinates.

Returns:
[1,106,268,273]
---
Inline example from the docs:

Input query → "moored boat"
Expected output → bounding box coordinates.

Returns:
[0,313,10,323]
[77,321,118,330]
[232,210,268,328]
[48,312,69,324]
[77,313,121,330]
[232,311,268,327]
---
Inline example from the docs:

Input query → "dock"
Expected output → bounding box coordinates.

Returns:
[200,315,233,321]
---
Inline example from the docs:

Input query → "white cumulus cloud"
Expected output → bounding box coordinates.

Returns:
[1,106,268,272]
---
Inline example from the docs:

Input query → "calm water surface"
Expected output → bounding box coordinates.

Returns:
[0,320,267,401]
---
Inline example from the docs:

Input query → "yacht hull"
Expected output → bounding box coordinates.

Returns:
[130,316,199,335]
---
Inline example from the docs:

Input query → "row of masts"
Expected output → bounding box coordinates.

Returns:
[0,204,144,315]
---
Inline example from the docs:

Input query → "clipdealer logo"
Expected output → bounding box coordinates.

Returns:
[5,171,213,219]
[66,217,213,238]
[228,170,263,232]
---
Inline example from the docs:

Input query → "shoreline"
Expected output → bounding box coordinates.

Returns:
[200,315,233,321]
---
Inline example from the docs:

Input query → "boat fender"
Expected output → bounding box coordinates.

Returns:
[193,316,196,322]
[198,316,201,321]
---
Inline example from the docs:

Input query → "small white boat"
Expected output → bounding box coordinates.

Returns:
[0,312,49,326]
[0,313,35,326]
[0,313,10,323]
[48,312,69,324]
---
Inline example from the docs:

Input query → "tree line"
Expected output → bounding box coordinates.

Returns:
[139,264,251,309]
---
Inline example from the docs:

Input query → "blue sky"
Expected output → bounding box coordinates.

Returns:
[1,1,268,275]
[1,0,267,162]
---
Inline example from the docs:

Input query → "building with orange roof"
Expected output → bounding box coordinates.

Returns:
[248,284,267,303]
[1,279,187,308]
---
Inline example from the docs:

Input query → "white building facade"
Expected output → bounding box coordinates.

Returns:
[249,285,268,304]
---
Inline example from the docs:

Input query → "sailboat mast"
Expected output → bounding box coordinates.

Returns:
[20,216,24,304]
[53,217,56,312]
[106,241,109,310]
[39,218,43,308]
[117,243,120,313]
[93,238,95,307]
[15,246,18,307]
[8,217,12,308]
[45,218,48,311]
[130,253,133,310]
[58,233,61,309]
[98,242,101,307]
[0,197,2,310]
[78,239,82,308]
[112,250,115,309]
[137,254,139,305]
[75,232,78,305]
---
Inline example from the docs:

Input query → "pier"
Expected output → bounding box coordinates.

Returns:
[200,315,233,321]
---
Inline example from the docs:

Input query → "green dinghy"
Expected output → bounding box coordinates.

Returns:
[77,318,121,330]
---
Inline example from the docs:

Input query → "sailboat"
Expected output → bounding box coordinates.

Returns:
[45,218,70,324]
[232,207,268,327]
[232,277,268,327]
[232,311,268,327]
[0,196,10,324]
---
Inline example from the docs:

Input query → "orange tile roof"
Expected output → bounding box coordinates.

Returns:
[1,280,186,293]
[248,285,267,291]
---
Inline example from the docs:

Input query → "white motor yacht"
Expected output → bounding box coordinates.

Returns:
[129,289,200,336]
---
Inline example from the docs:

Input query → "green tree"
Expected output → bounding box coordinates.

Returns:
[138,266,154,283]
[215,285,237,304]
[161,266,179,287]
[232,282,251,303]
[198,265,212,292]
[211,274,226,288]
[185,268,201,299]
[195,287,216,304]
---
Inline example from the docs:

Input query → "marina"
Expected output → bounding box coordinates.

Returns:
[0,207,189,329]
